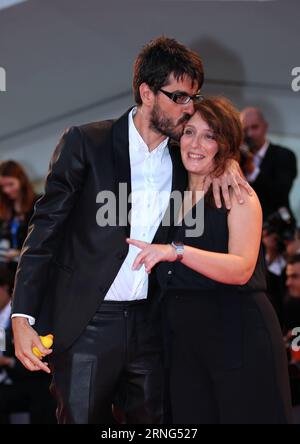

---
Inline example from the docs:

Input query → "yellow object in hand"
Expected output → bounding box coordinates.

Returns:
[32,334,54,358]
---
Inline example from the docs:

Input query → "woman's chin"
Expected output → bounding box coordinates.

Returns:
[183,159,213,177]
[184,163,207,175]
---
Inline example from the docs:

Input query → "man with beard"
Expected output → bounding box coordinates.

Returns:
[11,36,251,424]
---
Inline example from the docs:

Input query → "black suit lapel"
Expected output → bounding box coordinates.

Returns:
[169,141,187,194]
[112,109,133,237]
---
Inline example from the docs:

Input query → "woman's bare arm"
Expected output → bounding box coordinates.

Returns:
[128,189,262,285]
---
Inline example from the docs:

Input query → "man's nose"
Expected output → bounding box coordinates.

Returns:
[184,100,194,115]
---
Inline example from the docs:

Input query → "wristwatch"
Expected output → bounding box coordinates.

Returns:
[171,241,184,261]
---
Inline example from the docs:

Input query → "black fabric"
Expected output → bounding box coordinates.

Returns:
[250,143,297,220]
[164,291,292,424]
[49,301,164,424]
[266,269,287,329]
[283,296,300,333]
[158,200,293,424]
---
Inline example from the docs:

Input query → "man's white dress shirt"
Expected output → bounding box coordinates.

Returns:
[246,141,269,183]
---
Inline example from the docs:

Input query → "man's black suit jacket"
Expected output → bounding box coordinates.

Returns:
[251,143,297,220]
[11,109,187,353]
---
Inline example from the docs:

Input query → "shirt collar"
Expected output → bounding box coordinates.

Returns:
[128,107,169,158]
[0,302,11,329]
[255,140,269,159]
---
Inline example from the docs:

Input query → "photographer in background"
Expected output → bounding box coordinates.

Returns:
[286,228,300,259]
[283,255,300,418]
[240,107,297,220]
[262,207,296,326]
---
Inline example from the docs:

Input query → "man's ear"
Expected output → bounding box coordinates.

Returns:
[264,121,269,133]
[139,83,155,106]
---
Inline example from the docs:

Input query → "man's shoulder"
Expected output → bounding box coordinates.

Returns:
[269,142,296,158]
[74,108,133,143]
[78,119,115,140]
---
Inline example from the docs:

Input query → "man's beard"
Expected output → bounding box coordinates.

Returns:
[150,103,191,141]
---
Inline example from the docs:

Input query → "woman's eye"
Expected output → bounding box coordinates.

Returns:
[206,133,215,140]
[184,128,193,135]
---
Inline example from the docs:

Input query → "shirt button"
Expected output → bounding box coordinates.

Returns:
[167,270,172,275]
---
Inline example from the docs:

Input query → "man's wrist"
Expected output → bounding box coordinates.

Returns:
[12,316,30,325]
[11,314,36,326]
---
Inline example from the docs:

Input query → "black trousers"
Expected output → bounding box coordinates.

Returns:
[0,376,56,424]
[49,300,164,424]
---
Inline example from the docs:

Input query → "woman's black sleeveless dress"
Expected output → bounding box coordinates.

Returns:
[159,201,293,424]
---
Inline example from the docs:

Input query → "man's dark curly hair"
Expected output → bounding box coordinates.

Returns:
[133,36,204,105]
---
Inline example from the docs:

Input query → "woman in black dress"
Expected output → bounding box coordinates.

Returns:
[127,97,293,424]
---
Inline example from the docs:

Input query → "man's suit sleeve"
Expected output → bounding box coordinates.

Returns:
[11,126,87,318]
[253,148,297,206]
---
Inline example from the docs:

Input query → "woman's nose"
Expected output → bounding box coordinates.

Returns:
[192,135,205,149]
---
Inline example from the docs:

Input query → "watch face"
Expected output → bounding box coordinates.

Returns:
[172,241,184,260]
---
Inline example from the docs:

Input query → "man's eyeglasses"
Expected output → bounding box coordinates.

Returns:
[159,88,204,105]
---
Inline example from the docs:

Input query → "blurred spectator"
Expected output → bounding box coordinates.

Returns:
[0,268,56,424]
[0,160,38,274]
[262,229,287,326]
[240,107,297,220]
[286,228,300,259]
[283,255,300,413]
[284,254,300,329]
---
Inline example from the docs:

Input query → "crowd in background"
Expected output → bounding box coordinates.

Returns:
[0,160,56,424]
[0,105,299,424]
[240,107,300,415]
